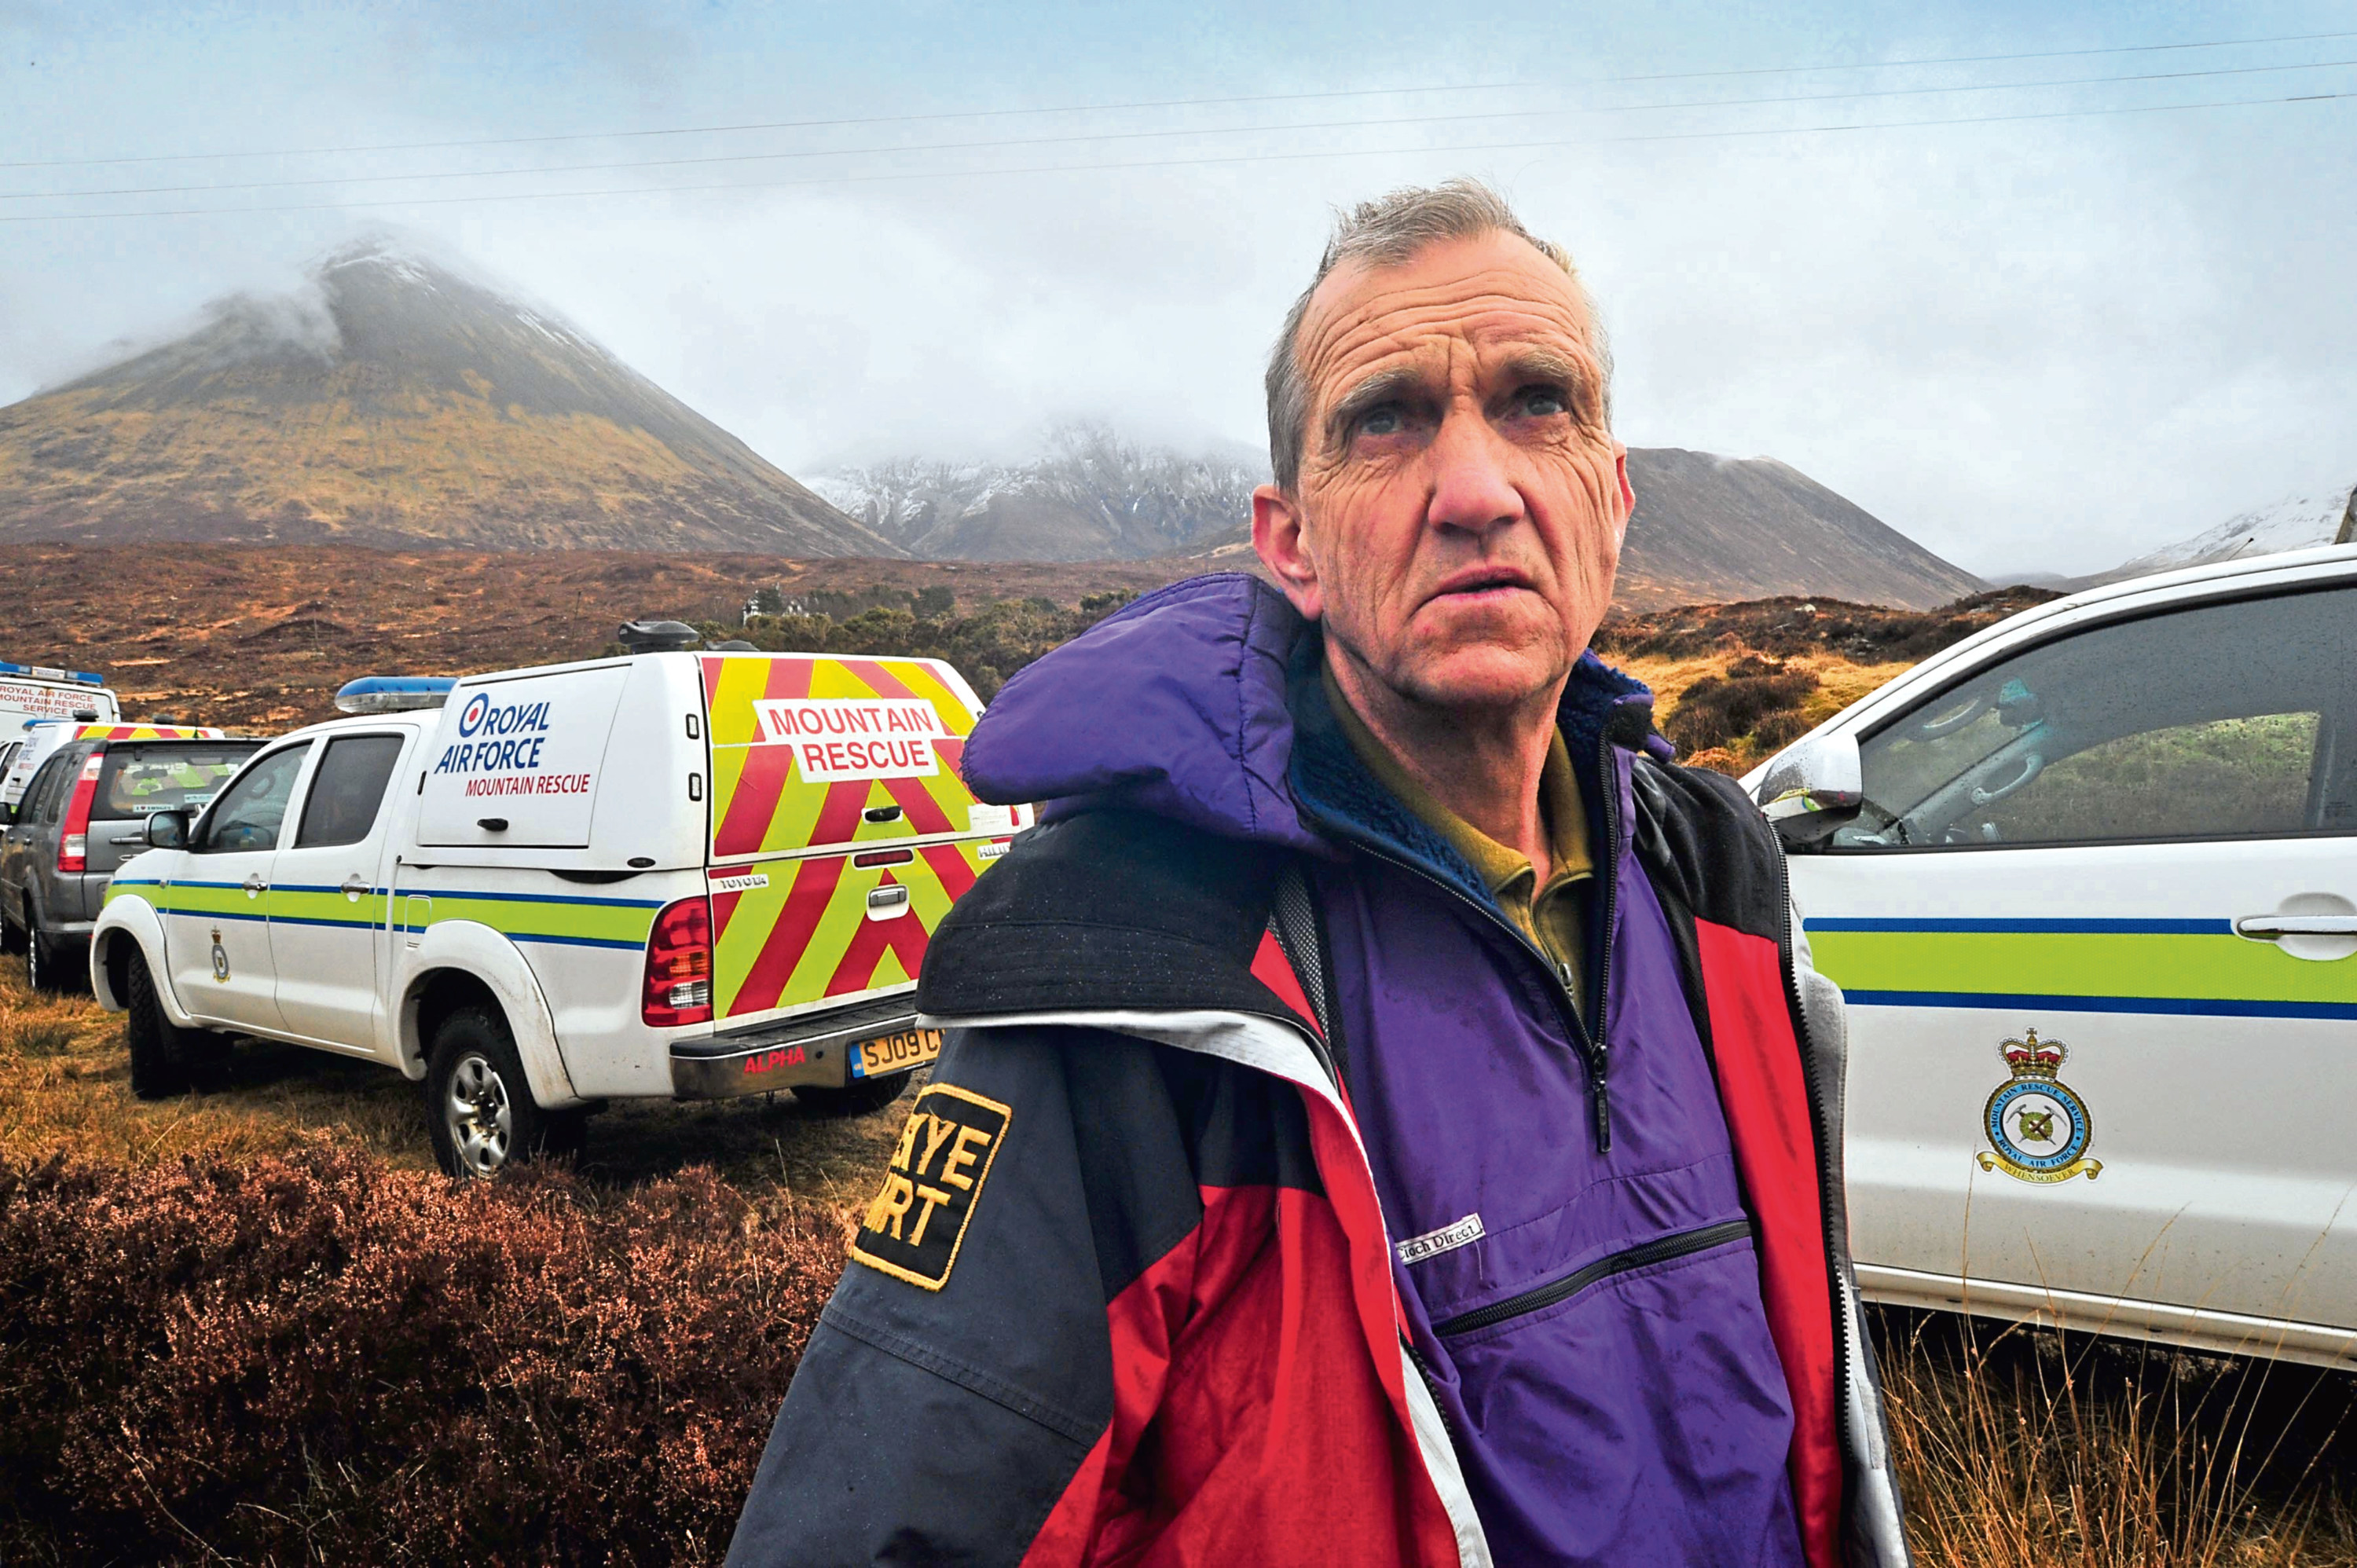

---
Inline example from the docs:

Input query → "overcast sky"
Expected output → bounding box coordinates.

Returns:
[5,0,2355,577]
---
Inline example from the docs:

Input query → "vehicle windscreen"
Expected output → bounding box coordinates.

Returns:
[93,743,263,820]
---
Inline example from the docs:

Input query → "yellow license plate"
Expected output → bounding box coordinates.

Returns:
[854,1028,942,1079]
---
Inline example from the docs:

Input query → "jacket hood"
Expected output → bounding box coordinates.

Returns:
[959,570,1663,852]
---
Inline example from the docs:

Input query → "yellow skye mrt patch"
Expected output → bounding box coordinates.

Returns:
[850,1083,1010,1291]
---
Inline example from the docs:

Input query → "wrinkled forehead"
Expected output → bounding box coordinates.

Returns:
[1296,232,1598,401]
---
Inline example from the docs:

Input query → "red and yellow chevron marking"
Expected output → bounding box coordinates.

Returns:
[698,654,980,860]
[709,840,1000,1018]
[71,724,222,742]
[697,651,1002,1021]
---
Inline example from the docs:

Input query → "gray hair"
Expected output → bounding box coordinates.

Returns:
[1263,178,1611,492]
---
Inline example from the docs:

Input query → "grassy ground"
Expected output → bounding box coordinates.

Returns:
[0,952,904,1211]
[5,952,2349,1566]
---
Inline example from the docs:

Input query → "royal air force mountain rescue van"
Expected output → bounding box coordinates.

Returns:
[90,644,1028,1178]
[0,661,122,815]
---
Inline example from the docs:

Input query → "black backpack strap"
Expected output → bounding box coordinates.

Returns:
[1268,857,1358,1105]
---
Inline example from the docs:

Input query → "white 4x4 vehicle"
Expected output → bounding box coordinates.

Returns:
[1749,543,2356,1368]
[93,647,1022,1177]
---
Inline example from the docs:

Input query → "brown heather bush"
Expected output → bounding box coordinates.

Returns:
[0,1135,849,1566]
[1661,653,1821,756]
[1593,585,2066,667]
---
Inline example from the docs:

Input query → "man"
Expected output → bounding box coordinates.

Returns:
[729,180,1908,1567]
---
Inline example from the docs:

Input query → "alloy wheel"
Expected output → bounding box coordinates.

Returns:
[443,1051,512,1176]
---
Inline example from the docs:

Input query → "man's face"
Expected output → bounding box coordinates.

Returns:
[1254,230,1632,713]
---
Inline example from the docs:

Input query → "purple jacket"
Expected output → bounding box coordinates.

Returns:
[728,573,1908,1568]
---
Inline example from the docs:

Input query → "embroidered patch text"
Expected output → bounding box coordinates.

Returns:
[850,1083,1010,1291]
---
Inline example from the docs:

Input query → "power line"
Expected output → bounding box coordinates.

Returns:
[5,25,2354,172]
[11,52,2355,203]
[4,86,2344,225]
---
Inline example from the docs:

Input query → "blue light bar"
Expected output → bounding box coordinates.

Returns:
[335,676,457,714]
[0,661,106,685]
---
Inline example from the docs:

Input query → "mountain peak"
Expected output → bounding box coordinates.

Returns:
[1,243,895,557]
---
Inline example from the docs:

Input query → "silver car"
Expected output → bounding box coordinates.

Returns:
[1,735,261,990]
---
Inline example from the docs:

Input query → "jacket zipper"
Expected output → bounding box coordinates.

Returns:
[1300,732,1626,1153]
[1773,850,1857,1478]
[1583,731,1622,1151]
[1431,1218,1753,1336]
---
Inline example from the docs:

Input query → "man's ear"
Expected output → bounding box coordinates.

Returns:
[1252,483,1325,621]
[1612,444,1634,546]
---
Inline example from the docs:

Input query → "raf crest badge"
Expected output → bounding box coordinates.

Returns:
[1977,1028,2100,1183]
[210,927,230,984]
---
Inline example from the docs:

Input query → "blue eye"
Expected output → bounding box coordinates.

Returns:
[1360,407,1403,436]
[1519,387,1568,417]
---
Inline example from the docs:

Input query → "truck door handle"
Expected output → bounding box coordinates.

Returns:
[865,885,911,920]
[340,874,368,900]
[2235,914,2357,938]
[242,874,267,897]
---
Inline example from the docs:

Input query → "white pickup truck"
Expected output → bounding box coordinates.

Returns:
[92,646,1021,1177]
[1750,543,2356,1368]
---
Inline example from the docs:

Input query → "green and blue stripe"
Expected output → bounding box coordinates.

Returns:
[107,880,665,951]
[1806,915,2357,1022]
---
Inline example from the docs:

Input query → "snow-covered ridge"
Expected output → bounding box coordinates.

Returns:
[2110,481,2356,579]
[816,423,1264,559]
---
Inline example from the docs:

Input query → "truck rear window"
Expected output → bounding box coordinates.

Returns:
[94,744,264,820]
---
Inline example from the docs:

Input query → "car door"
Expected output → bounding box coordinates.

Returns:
[267,731,411,1051]
[167,741,314,1032]
[3,751,73,925]
[1792,581,2356,1350]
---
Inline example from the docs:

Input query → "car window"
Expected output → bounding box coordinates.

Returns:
[295,735,405,848]
[24,753,75,827]
[195,745,310,855]
[93,744,263,821]
[1839,584,2356,850]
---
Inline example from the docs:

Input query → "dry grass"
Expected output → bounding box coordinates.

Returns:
[1878,1308,2356,1566]
[0,955,904,1212]
[1622,649,1914,775]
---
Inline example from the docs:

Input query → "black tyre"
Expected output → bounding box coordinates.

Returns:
[125,944,225,1099]
[0,896,23,956]
[794,1069,917,1119]
[425,1006,578,1178]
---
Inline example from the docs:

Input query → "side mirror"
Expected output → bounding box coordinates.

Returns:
[1753,733,1863,848]
[145,810,189,851]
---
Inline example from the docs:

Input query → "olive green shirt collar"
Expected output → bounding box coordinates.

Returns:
[1321,663,1593,976]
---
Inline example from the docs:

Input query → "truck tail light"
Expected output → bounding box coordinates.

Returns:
[57,753,102,874]
[642,896,713,1027]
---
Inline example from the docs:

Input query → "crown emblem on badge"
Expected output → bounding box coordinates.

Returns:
[1978,1026,2099,1183]
[1998,1027,2066,1078]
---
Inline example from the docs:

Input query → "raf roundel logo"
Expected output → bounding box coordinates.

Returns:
[209,926,230,984]
[1976,1028,2102,1184]
[457,692,493,738]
